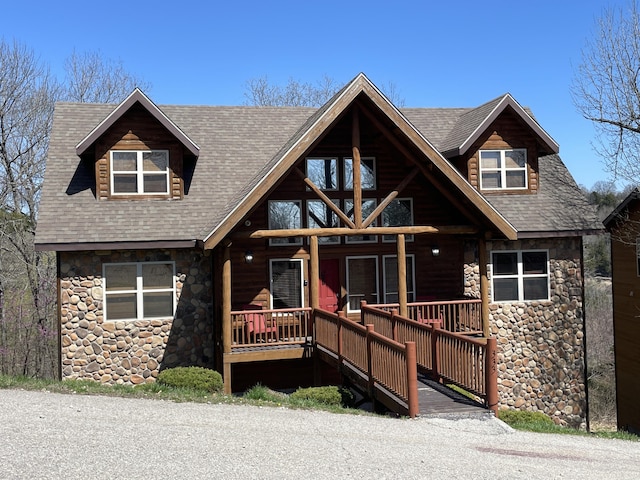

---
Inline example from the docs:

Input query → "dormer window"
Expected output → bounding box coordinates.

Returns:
[111,150,170,195]
[479,149,527,190]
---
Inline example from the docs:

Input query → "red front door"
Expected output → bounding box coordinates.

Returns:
[318,259,340,313]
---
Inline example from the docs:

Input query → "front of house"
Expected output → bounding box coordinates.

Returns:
[36,74,600,425]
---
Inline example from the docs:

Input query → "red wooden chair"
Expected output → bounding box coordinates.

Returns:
[242,304,277,343]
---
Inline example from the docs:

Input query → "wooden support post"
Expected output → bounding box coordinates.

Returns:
[478,237,491,338]
[352,107,362,228]
[485,337,499,416]
[310,235,319,310]
[366,323,375,400]
[397,234,408,318]
[222,243,232,394]
[405,341,419,418]
[431,325,441,383]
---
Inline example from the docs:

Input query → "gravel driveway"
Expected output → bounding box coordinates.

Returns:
[1,389,638,479]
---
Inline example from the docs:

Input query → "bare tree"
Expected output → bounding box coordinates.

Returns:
[0,39,60,377]
[0,42,152,378]
[572,0,640,184]
[64,50,150,103]
[245,75,405,107]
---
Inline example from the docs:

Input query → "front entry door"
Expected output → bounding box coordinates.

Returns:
[319,259,340,313]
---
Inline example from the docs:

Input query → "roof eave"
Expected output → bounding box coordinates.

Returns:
[74,88,200,157]
[458,94,560,156]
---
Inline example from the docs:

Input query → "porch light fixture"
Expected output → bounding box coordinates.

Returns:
[431,246,440,257]
[244,250,254,264]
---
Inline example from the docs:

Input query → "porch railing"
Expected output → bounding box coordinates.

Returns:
[229,307,312,348]
[361,303,497,412]
[313,309,419,418]
[372,298,482,333]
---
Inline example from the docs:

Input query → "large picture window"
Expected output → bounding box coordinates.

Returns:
[306,158,337,190]
[110,150,169,195]
[479,149,527,190]
[270,259,304,309]
[268,200,302,246]
[103,262,175,321]
[346,256,379,312]
[345,198,377,243]
[344,157,376,190]
[307,199,340,244]
[382,198,414,242]
[491,250,549,302]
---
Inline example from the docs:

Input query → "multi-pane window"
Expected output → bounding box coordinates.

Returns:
[491,250,549,302]
[268,200,302,246]
[270,259,304,309]
[111,150,169,195]
[479,149,527,190]
[344,157,376,190]
[382,255,415,303]
[307,199,340,244]
[306,158,337,190]
[382,198,414,242]
[346,256,379,311]
[103,262,175,321]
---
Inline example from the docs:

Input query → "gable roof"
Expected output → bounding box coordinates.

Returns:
[75,88,200,157]
[202,73,517,248]
[438,93,559,158]
[604,187,640,228]
[35,74,599,251]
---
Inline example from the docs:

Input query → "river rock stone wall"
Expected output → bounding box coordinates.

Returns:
[464,238,587,428]
[59,249,214,385]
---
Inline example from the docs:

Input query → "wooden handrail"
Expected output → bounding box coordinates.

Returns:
[361,303,497,412]
[313,309,419,418]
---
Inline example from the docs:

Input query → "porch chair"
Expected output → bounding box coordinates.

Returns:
[242,304,277,343]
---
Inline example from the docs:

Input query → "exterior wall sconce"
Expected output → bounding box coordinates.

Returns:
[244,251,254,264]
[431,246,440,257]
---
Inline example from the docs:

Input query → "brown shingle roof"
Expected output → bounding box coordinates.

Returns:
[35,84,600,249]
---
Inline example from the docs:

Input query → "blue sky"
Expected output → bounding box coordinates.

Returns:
[3,0,629,189]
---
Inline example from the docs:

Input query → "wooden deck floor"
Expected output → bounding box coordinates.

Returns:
[416,374,491,417]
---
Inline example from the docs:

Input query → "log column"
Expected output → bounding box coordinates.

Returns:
[397,233,408,317]
[222,242,232,393]
[478,236,491,337]
[352,107,362,228]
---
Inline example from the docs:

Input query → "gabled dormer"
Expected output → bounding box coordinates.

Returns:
[75,88,199,200]
[440,94,558,195]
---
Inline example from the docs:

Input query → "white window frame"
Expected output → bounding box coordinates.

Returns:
[345,198,378,244]
[381,198,414,243]
[269,258,305,310]
[344,157,376,190]
[479,149,527,190]
[110,150,170,195]
[346,255,379,313]
[382,254,416,303]
[490,250,549,302]
[103,261,176,321]
[305,157,338,191]
[268,200,303,246]
[307,199,340,245]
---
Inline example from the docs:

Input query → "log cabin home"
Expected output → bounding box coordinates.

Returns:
[604,189,640,433]
[35,73,600,425]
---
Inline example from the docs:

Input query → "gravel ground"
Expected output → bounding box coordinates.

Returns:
[0,389,638,479]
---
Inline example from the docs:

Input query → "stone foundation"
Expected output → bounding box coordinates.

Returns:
[465,238,587,427]
[59,249,214,385]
